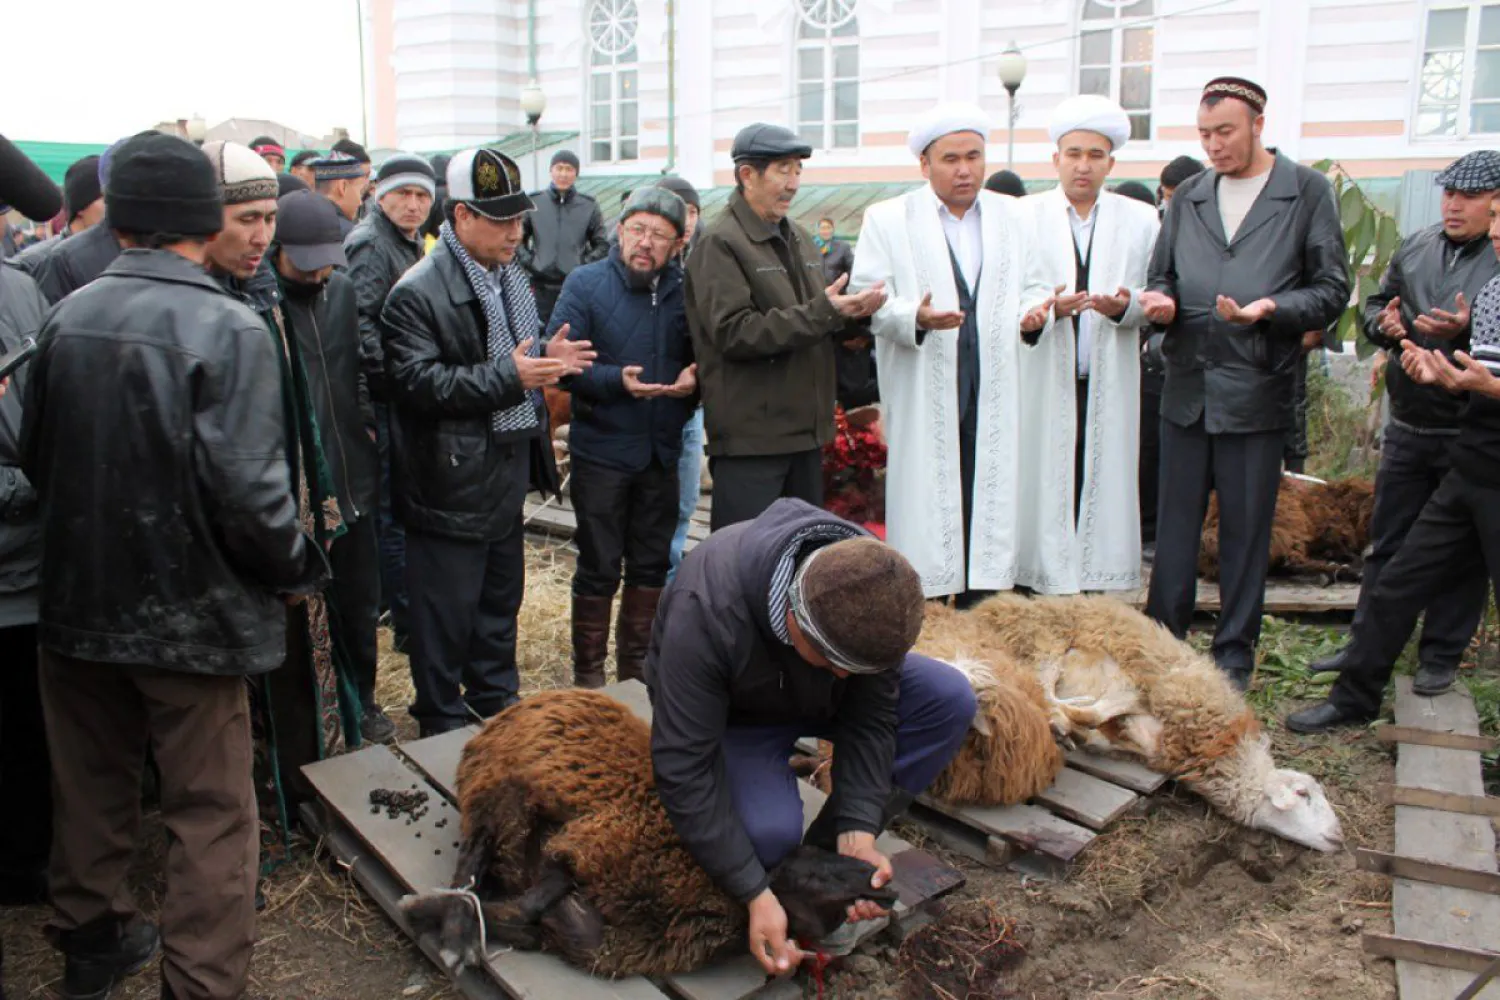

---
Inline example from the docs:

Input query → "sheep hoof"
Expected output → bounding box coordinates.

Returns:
[438,947,463,973]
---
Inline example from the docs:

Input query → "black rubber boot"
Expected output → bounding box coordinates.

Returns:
[58,918,160,1000]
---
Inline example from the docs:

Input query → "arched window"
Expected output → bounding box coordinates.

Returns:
[1417,2,1500,137]
[1077,0,1154,141]
[796,0,860,150]
[588,0,639,162]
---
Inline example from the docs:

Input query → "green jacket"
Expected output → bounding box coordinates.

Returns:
[685,191,850,457]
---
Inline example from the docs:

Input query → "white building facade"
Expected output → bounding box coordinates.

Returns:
[365,0,1500,190]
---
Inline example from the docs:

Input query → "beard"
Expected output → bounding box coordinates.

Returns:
[624,261,662,291]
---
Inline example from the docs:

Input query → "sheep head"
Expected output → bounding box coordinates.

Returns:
[1247,768,1344,853]
[768,846,900,946]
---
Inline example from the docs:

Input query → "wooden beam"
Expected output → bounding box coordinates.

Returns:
[1457,956,1500,1000]
[1380,784,1500,818]
[1355,848,1500,896]
[1362,932,1500,975]
[1063,750,1168,795]
[1031,766,1140,830]
[1374,725,1497,753]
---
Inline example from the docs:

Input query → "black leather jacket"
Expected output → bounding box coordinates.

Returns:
[29,222,121,305]
[0,267,46,627]
[380,239,558,541]
[1148,153,1350,434]
[1363,225,1499,430]
[20,250,325,675]
[278,266,379,521]
[346,206,424,403]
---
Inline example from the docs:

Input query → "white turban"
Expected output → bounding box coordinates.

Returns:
[907,102,993,158]
[1048,95,1131,151]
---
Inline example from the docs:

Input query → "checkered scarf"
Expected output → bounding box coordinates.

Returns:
[440,220,542,434]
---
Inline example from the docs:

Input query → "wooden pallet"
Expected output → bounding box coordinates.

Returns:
[1360,676,1500,1000]
[305,681,963,1000]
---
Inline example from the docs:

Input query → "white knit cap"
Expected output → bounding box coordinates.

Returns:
[200,141,279,205]
[907,102,993,158]
[1048,94,1132,151]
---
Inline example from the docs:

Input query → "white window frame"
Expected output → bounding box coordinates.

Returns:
[1076,0,1155,143]
[586,0,639,164]
[1413,2,1500,140]
[794,1,860,151]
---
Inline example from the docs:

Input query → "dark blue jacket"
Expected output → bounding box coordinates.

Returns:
[547,249,695,473]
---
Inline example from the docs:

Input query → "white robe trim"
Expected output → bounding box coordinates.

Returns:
[851,186,1054,598]
[1015,187,1160,593]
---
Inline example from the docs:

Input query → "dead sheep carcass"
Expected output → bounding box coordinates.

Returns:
[918,597,1344,853]
[399,690,897,978]
[1199,475,1375,581]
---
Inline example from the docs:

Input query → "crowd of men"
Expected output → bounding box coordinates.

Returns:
[5,68,1500,995]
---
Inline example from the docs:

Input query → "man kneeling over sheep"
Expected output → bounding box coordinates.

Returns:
[647,498,977,977]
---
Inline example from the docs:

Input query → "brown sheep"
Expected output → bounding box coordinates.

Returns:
[399,690,897,978]
[1199,475,1374,581]
[919,595,1343,852]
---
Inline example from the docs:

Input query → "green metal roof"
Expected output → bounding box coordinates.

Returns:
[11,141,111,184]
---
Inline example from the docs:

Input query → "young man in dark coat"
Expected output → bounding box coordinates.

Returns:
[21,132,325,1000]
[1305,151,1500,684]
[381,148,594,736]
[519,149,609,325]
[272,189,395,744]
[9,154,104,278]
[549,187,697,688]
[647,499,976,978]
[1137,78,1349,689]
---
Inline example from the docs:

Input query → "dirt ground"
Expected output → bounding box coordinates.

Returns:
[0,538,1468,1000]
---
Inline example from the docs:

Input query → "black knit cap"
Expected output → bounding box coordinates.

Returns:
[790,538,925,674]
[655,174,700,210]
[63,155,102,220]
[550,149,580,170]
[105,133,222,237]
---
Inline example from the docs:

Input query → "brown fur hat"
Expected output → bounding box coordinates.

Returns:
[793,538,924,673]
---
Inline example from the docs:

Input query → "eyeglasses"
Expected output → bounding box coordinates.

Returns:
[623,222,678,246]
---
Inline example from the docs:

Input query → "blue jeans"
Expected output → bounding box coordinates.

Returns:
[719,653,976,870]
[374,403,408,640]
[669,408,705,576]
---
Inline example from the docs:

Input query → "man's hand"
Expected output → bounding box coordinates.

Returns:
[0,377,7,398]
[1216,295,1276,325]
[915,291,964,332]
[1300,330,1324,355]
[1137,290,1177,325]
[1378,297,1407,342]
[1398,341,1445,387]
[544,324,598,373]
[826,274,888,319]
[621,365,668,399]
[1053,283,1091,320]
[1020,299,1052,335]
[836,831,893,924]
[511,338,569,389]
[660,363,698,399]
[1412,292,1471,341]
[1448,350,1500,398]
[1089,286,1131,320]
[747,889,805,977]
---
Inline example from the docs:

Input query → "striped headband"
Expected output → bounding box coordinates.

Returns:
[787,547,889,675]
[1202,80,1266,113]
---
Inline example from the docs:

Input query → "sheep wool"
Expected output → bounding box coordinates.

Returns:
[1199,475,1374,580]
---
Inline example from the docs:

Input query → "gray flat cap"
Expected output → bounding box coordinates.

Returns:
[621,186,687,236]
[731,123,813,164]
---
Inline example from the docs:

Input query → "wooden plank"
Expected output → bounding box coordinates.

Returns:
[1374,724,1497,753]
[1355,848,1500,896]
[1030,766,1139,830]
[1379,784,1500,818]
[300,803,510,1000]
[303,746,671,1000]
[1362,933,1500,975]
[600,678,655,721]
[1063,749,1168,795]
[402,726,481,802]
[915,794,1095,863]
[1390,676,1500,1000]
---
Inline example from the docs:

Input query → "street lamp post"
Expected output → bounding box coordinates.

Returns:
[997,42,1028,172]
[520,80,547,190]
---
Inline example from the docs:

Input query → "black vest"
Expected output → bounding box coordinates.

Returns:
[947,246,981,423]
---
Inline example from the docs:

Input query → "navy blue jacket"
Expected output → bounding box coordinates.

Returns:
[547,250,696,473]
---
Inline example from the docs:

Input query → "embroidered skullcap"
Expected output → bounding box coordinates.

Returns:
[200,140,279,205]
[310,152,366,182]
[1049,94,1131,151]
[1435,150,1500,193]
[908,102,993,158]
[788,538,925,675]
[1202,76,1267,113]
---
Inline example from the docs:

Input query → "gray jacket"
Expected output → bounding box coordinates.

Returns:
[0,267,46,627]
[1148,152,1349,434]
[519,185,608,287]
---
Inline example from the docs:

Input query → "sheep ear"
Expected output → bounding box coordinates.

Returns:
[1267,776,1299,811]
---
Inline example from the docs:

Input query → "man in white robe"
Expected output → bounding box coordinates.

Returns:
[1016,95,1161,594]
[852,104,1055,602]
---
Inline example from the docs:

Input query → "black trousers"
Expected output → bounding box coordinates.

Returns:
[327,513,381,705]
[1352,424,1488,669]
[404,517,525,732]
[1331,470,1500,717]
[708,448,823,531]
[570,457,678,598]
[533,281,563,329]
[0,623,51,881]
[1139,383,1162,545]
[1145,416,1284,672]
[373,403,408,641]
